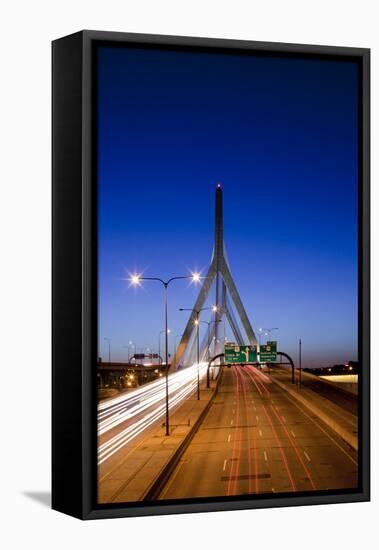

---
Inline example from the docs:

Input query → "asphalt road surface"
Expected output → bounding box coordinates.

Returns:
[97,364,208,502]
[296,373,357,415]
[159,366,358,499]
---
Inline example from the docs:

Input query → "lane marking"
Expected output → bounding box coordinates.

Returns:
[243,368,259,494]
[260,403,296,492]
[230,419,234,425]
[281,416,286,423]
[159,458,186,498]
[304,451,311,462]
[269,403,317,490]
[256,415,259,421]
[291,430,296,438]
[259,429,263,437]
[264,451,268,462]
[245,368,296,491]
[231,367,243,496]
[275,386,358,466]
[227,367,240,496]
[245,368,297,492]
[223,459,227,471]
[228,434,231,443]
[253,406,257,411]
[240,368,254,493]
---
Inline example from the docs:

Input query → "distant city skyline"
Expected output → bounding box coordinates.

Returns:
[97,45,358,368]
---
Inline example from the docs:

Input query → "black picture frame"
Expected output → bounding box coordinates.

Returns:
[52,30,370,520]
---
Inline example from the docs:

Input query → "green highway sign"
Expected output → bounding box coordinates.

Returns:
[224,344,257,363]
[259,341,277,362]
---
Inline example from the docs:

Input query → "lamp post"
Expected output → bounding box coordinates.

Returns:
[104,337,111,363]
[179,305,218,400]
[125,341,136,362]
[257,328,269,366]
[159,329,170,364]
[261,327,279,341]
[130,272,201,436]
[257,329,269,346]
[200,319,222,361]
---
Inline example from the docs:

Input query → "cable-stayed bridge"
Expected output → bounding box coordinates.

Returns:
[97,185,358,504]
[175,184,257,367]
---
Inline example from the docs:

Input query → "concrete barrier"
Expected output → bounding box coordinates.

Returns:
[270,376,358,451]
[143,369,224,500]
[318,375,358,395]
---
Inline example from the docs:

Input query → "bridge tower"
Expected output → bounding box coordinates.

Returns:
[175,184,257,367]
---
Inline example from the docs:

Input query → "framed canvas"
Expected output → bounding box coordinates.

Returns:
[52,30,370,520]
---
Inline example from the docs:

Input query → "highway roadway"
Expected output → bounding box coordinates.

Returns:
[159,366,358,499]
[97,363,208,498]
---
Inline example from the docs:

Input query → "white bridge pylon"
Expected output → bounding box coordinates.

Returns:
[174,184,257,368]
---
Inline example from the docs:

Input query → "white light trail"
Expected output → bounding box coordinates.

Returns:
[98,362,208,465]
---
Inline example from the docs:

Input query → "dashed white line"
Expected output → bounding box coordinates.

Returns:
[223,459,227,471]
[291,430,296,438]
[278,389,358,466]
[230,419,234,425]
[304,451,311,462]
[264,451,268,462]
[256,415,259,421]
[228,434,231,443]
[259,429,263,437]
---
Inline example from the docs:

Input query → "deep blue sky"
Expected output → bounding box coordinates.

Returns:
[97,45,358,368]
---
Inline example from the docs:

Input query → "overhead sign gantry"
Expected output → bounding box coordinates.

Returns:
[224,344,258,363]
[224,341,277,364]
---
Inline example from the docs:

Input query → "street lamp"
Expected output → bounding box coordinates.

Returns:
[179,305,218,400]
[159,329,170,364]
[104,337,111,363]
[130,272,201,436]
[200,319,222,361]
[257,328,269,346]
[125,341,136,362]
[261,327,279,340]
